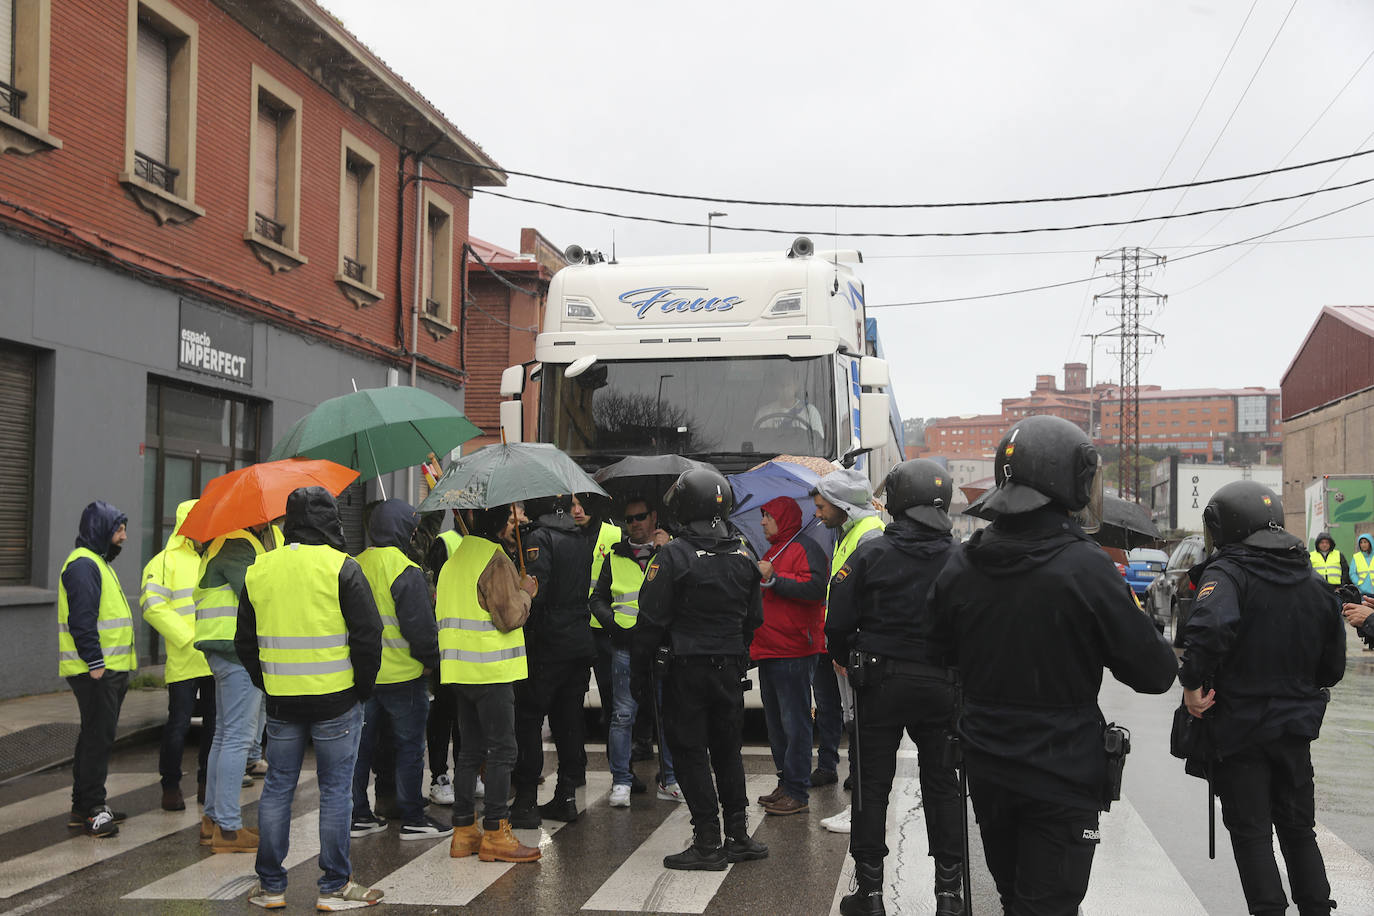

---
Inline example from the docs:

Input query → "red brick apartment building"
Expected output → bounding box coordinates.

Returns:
[0,0,507,697]
[921,363,1095,458]
[1097,388,1282,461]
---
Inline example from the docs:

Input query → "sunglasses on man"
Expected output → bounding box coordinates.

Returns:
[624,511,652,523]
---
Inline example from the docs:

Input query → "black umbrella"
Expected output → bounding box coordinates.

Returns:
[1093,495,1162,549]
[592,454,717,515]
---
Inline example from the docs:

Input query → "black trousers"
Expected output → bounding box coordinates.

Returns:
[969,776,1099,916]
[1213,736,1332,916]
[662,658,747,830]
[513,658,590,793]
[426,668,459,778]
[67,670,130,814]
[159,675,215,789]
[850,674,962,869]
[591,627,613,734]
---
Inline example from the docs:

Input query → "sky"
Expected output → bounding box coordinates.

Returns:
[322,0,1374,420]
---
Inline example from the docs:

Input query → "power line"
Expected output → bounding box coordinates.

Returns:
[864,234,1374,260]
[429,145,1374,211]
[471,173,1374,239]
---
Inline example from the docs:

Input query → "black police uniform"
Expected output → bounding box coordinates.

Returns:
[511,511,594,821]
[633,529,763,852]
[825,517,961,890]
[1179,544,1345,915]
[929,507,1177,915]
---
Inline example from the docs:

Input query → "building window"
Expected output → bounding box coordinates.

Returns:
[0,0,58,154]
[421,189,454,329]
[120,0,200,224]
[335,130,381,308]
[0,341,37,585]
[245,65,304,272]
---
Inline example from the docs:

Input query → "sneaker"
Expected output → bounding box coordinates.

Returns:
[85,807,119,838]
[69,808,127,828]
[400,816,453,841]
[248,884,287,909]
[609,784,632,808]
[474,775,486,799]
[315,879,383,910]
[350,814,388,838]
[810,767,838,786]
[657,782,685,802]
[820,805,852,834]
[241,773,256,788]
[429,774,455,805]
[246,758,270,777]
[763,794,808,816]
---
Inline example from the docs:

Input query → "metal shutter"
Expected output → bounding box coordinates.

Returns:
[0,343,35,584]
[255,102,279,220]
[134,22,169,162]
[342,161,362,263]
[336,480,366,555]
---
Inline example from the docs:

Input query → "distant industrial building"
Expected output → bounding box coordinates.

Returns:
[1097,387,1282,464]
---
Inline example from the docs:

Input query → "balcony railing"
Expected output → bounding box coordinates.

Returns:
[134,151,179,193]
[343,256,366,284]
[255,212,286,245]
[0,80,25,119]
[425,298,442,317]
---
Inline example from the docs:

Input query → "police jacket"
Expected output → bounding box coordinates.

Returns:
[522,514,594,663]
[826,517,956,667]
[1178,544,1346,757]
[236,490,382,722]
[928,507,1177,810]
[634,530,763,662]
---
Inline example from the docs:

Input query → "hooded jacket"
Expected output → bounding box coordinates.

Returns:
[1351,535,1374,595]
[522,511,594,663]
[752,497,828,660]
[140,500,210,683]
[195,527,272,661]
[928,507,1177,810]
[1309,531,1350,586]
[356,499,440,676]
[236,487,383,722]
[61,501,129,672]
[826,516,956,666]
[1179,543,1346,756]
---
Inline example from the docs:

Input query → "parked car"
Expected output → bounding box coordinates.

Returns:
[1124,548,1169,597]
[1144,535,1208,644]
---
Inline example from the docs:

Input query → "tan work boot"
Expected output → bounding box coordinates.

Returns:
[450,822,483,858]
[200,815,214,846]
[478,819,541,863]
[211,824,259,853]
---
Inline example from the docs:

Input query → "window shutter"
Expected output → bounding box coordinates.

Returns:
[0,343,36,585]
[135,22,169,162]
[342,162,362,262]
[425,209,438,298]
[255,102,279,220]
[0,0,14,86]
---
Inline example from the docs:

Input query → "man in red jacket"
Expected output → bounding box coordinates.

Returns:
[751,497,830,816]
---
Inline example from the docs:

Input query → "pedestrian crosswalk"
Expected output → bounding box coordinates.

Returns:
[2,757,1373,914]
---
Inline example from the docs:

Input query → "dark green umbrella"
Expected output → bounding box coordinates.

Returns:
[268,387,481,483]
[417,442,608,511]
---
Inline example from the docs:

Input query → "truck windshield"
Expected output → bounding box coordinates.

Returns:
[540,355,835,464]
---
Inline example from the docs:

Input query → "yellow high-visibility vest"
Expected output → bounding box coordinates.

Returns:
[356,545,425,685]
[436,536,527,685]
[1309,549,1344,585]
[606,552,646,630]
[193,529,267,645]
[1353,551,1374,591]
[244,543,353,697]
[58,548,137,676]
[588,521,621,628]
[829,515,886,599]
[141,501,209,683]
[439,530,461,558]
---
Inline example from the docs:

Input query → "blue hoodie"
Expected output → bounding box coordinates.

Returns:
[61,501,129,672]
[362,499,439,673]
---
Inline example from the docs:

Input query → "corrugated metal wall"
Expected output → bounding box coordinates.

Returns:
[1281,312,1374,420]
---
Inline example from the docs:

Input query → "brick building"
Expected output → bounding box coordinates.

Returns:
[0,0,504,697]
[1097,387,1282,462]
[921,362,1094,458]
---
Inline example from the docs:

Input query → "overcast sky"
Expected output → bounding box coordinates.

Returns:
[323,0,1374,420]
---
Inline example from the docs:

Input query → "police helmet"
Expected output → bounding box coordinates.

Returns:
[966,415,1100,520]
[665,468,734,525]
[884,459,953,532]
[523,493,572,525]
[1202,480,1299,551]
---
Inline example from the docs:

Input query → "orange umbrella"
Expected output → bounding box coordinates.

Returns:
[179,458,359,543]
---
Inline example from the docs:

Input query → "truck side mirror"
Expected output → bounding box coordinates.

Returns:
[858,356,890,388]
[500,365,525,397]
[859,393,891,450]
[499,400,524,443]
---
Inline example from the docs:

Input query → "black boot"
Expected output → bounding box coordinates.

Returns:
[724,812,768,862]
[509,785,541,829]
[538,783,579,823]
[934,861,964,916]
[839,859,886,916]
[664,822,727,871]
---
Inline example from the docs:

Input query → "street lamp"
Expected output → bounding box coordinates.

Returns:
[656,373,674,453]
[707,212,727,253]
[1081,333,1104,440]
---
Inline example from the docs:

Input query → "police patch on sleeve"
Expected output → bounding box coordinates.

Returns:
[645,562,658,582]
[1197,581,1217,600]
[524,546,539,562]
[834,565,851,583]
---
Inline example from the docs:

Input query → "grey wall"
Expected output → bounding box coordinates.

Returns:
[0,233,463,699]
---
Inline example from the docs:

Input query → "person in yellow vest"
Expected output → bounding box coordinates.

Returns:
[422,510,465,807]
[575,495,635,780]
[1309,532,1349,589]
[195,519,275,854]
[236,486,385,911]
[349,499,449,841]
[810,470,884,793]
[438,503,541,863]
[141,498,213,813]
[58,500,136,838]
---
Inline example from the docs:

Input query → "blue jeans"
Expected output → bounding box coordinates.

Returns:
[256,703,364,895]
[248,701,267,762]
[353,678,429,824]
[812,654,843,774]
[759,656,816,802]
[608,648,676,786]
[205,653,264,830]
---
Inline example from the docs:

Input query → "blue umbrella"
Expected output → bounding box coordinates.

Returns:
[728,459,832,558]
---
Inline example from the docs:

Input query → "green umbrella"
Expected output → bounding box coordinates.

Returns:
[268,387,481,484]
[417,442,608,511]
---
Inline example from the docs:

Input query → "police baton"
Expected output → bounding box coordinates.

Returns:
[1206,761,1216,860]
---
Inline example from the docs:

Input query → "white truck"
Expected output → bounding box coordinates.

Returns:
[497,237,901,484]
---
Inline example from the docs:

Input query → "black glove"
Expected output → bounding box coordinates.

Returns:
[608,619,633,650]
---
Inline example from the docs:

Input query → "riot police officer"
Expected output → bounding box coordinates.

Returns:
[633,468,768,871]
[826,459,962,916]
[929,416,1177,915]
[1180,481,1345,916]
